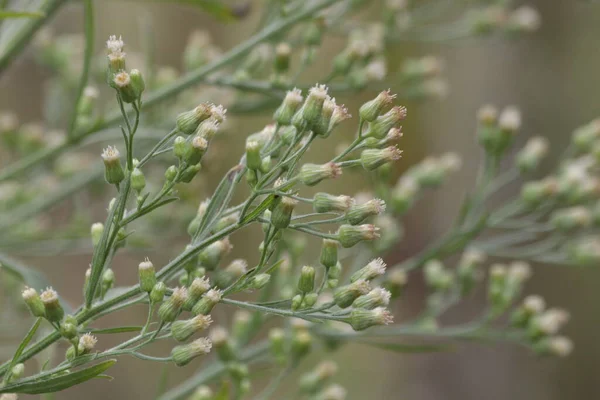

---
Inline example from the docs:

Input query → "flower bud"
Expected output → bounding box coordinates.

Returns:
[457,249,485,295]
[337,224,380,248]
[138,258,156,293]
[231,310,252,340]
[333,279,371,308]
[246,273,271,291]
[536,336,573,357]
[181,135,207,166]
[349,307,393,331]
[176,103,213,135]
[269,328,286,364]
[271,196,297,229]
[297,266,316,294]
[313,96,336,137]
[424,260,454,291]
[274,42,291,74]
[10,363,25,381]
[291,330,312,360]
[150,282,167,304]
[352,287,391,310]
[551,206,591,232]
[180,163,202,183]
[171,314,213,342]
[529,308,570,338]
[383,269,407,298]
[183,276,211,311]
[299,162,342,186]
[366,106,407,139]
[319,239,339,269]
[192,288,223,315]
[190,386,213,400]
[41,287,64,323]
[78,333,98,355]
[511,294,545,328]
[22,287,45,317]
[302,84,329,127]
[130,167,146,193]
[360,146,402,171]
[173,136,188,159]
[209,326,237,362]
[171,337,212,366]
[274,88,303,125]
[245,140,262,170]
[101,268,115,296]
[198,238,232,271]
[101,146,125,185]
[359,90,396,122]
[158,287,188,323]
[517,136,549,173]
[350,258,387,282]
[113,71,138,103]
[313,193,353,213]
[300,360,338,394]
[346,198,386,225]
[59,314,78,340]
[90,222,104,247]
[129,68,145,97]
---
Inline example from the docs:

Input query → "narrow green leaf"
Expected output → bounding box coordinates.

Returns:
[240,194,276,225]
[357,341,453,353]
[3,318,42,384]
[0,10,45,19]
[0,360,116,394]
[85,326,142,334]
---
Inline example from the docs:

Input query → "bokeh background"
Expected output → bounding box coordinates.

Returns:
[1,1,600,399]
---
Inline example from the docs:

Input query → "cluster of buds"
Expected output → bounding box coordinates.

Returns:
[477,104,521,156]
[469,5,541,36]
[106,36,145,104]
[487,261,532,316]
[299,360,340,395]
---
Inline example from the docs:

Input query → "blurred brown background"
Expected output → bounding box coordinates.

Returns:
[2,0,600,399]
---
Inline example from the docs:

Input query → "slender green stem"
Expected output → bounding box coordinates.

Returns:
[221,298,345,322]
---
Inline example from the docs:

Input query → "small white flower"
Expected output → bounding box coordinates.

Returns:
[106,35,124,53]
[79,333,98,351]
[40,287,58,304]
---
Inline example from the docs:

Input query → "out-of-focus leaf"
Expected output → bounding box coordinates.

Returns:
[0,360,116,394]
[3,318,42,384]
[0,11,44,19]
[86,326,142,334]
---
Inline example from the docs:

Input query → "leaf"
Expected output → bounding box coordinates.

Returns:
[117,0,237,21]
[0,360,117,394]
[3,318,42,384]
[0,10,44,19]
[240,194,276,225]
[86,326,142,334]
[356,341,454,353]
[214,380,230,400]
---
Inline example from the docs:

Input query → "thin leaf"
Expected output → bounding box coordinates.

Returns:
[0,11,44,19]
[240,194,276,225]
[357,341,454,353]
[3,318,42,384]
[85,326,142,334]
[0,360,117,394]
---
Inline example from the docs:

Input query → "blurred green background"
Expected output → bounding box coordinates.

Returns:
[2,1,600,399]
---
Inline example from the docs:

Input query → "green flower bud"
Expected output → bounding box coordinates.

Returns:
[227,362,249,381]
[131,168,146,193]
[521,178,557,208]
[337,224,380,248]
[528,308,570,339]
[350,258,387,282]
[101,268,115,296]
[60,315,78,340]
[510,294,545,328]
[184,277,211,311]
[113,71,138,103]
[299,162,342,186]
[359,90,396,122]
[129,68,145,98]
[349,307,394,331]
[245,140,262,170]
[333,49,354,76]
[313,193,353,213]
[516,136,549,173]
[107,49,126,75]
[298,266,316,294]
[327,261,342,288]
[78,333,98,355]
[269,328,286,364]
[198,238,232,271]
[360,146,403,171]
[101,146,125,185]
[231,310,252,340]
[10,363,25,381]
[274,88,303,125]
[180,163,202,183]
[533,336,573,358]
[22,287,46,317]
[291,330,312,360]
[302,84,329,127]
[150,282,167,304]
[41,287,64,323]
[352,287,391,310]
[190,385,214,400]
[333,279,370,308]
[478,105,520,155]
[260,156,272,173]
[196,118,221,141]
[90,222,104,247]
[173,136,188,159]
[303,292,318,308]
[457,249,486,295]
[313,96,336,137]
[171,314,213,342]
[158,287,188,323]
[391,177,419,215]
[320,239,339,269]
[299,360,338,394]
[271,196,297,229]
[138,258,157,293]
[383,269,407,299]
[366,106,407,139]
[176,103,213,135]
[572,119,600,151]
[171,337,212,366]
[274,42,291,74]
[246,273,271,290]
[192,289,223,315]
[551,206,591,232]
[182,135,207,166]
[424,260,453,291]
[209,326,237,362]
[278,125,297,145]
[291,294,304,311]
[346,198,386,225]
[328,103,352,133]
